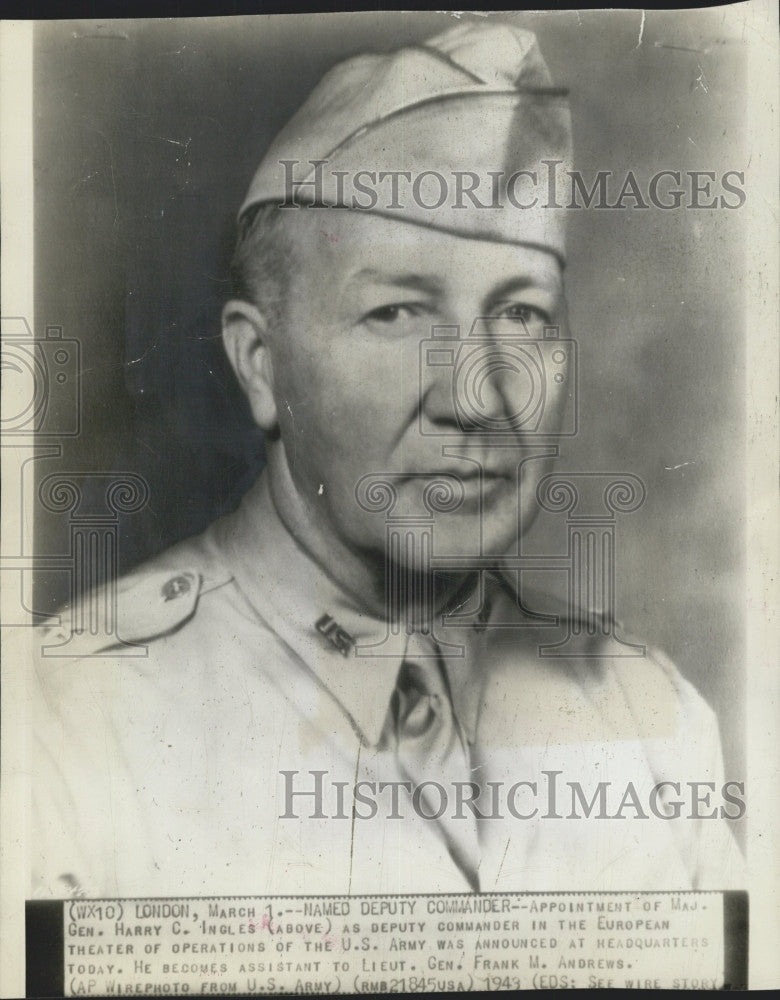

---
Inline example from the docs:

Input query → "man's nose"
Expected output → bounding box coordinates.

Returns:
[421,317,532,432]
[457,346,516,430]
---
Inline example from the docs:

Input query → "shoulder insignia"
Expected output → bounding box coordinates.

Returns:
[39,567,203,657]
[116,566,202,640]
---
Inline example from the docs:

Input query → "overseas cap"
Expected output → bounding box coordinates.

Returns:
[239,22,572,261]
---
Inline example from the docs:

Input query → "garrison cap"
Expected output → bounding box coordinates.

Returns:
[239,21,573,261]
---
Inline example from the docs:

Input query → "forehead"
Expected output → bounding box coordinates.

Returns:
[282,208,564,295]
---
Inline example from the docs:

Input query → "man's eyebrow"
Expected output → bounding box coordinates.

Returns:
[347,269,445,295]
[486,273,563,300]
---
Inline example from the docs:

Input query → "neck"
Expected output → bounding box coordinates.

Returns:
[265,452,473,623]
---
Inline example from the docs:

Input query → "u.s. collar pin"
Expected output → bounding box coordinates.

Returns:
[315,613,355,657]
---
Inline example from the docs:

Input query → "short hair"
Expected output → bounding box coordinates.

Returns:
[230,203,297,326]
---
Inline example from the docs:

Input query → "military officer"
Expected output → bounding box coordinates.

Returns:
[30,21,744,898]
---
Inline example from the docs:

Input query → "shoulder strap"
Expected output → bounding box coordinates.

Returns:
[39,529,234,657]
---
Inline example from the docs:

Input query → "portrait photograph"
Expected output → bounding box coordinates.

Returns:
[1,3,777,994]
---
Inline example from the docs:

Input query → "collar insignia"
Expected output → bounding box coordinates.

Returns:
[315,613,355,657]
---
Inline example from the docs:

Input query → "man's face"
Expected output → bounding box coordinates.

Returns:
[264,208,569,568]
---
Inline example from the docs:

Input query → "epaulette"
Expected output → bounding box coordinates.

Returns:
[38,556,233,658]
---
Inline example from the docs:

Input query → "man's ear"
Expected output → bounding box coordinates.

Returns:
[221,300,278,431]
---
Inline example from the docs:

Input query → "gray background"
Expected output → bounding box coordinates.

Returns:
[33,10,746,788]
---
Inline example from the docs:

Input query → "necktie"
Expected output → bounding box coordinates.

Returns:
[391,635,480,889]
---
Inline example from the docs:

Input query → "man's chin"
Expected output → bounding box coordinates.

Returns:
[348,477,527,568]
[416,504,522,564]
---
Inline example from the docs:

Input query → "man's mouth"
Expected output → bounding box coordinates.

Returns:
[428,467,512,482]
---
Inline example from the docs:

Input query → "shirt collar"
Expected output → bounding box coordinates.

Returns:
[210,472,489,747]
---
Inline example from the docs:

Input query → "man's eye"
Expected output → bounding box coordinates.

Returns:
[498,303,550,324]
[362,303,421,324]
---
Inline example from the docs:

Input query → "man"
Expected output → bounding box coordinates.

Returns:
[30,22,743,898]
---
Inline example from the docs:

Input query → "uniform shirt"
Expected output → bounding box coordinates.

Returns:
[29,474,744,898]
